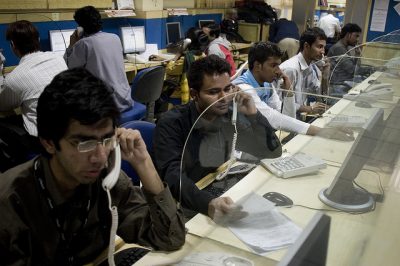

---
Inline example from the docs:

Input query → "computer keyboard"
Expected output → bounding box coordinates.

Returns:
[328,115,367,127]
[203,172,247,197]
[260,153,327,179]
[98,247,150,266]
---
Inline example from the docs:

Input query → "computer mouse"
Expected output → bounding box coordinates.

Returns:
[263,192,293,206]
[355,101,372,108]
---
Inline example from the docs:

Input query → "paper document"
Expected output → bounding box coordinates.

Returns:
[137,44,159,62]
[227,192,301,253]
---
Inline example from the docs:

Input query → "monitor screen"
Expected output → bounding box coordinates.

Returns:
[278,212,331,266]
[49,29,75,52]
[166,22,182,44]
[319,108,384,212]
[198,20,215,28]
[120,26,146,54]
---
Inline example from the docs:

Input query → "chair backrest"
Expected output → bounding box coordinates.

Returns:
[120,120,156,184]
[131,66,165,121]
[131,65,165,103]
[230,60,248,81]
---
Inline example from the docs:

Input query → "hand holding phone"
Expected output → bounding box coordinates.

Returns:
[116,128,149,167]
[234,91,257,116]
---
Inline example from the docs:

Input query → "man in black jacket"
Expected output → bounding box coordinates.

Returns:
[154,55,281,219]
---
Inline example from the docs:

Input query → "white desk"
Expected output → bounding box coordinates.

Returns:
[184,75,400,265]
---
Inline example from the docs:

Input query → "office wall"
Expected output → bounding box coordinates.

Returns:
[366,0,400,42]
[0,13,221,67]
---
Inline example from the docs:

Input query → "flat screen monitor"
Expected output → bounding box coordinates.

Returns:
[278,212,331,266]
[49,29,75,52]
[198,19,215,28]
[319,108,384,212]
[120,26,146,54]
[166,22,182,44]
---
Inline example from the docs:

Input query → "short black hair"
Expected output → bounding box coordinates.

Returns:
[185,27,208,53]
[340,23,362,39]
[6,20,40,56]
[205,23,221,38]
[74,6,102,35]
[37,68,120,150]
[248,41,283,70]
[299,27,327,51]
[187,55,231,92]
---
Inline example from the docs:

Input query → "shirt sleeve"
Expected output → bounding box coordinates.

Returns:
[281,67,302,111]
[153,112,215,216]
[64,40,88,68]
[241,85,309,134]
[114,173,186,251]
[0,77,23,111]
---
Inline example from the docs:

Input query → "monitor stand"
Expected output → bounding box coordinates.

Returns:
[319,185,374,212]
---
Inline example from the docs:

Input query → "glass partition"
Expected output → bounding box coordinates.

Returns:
[176,42,400,265]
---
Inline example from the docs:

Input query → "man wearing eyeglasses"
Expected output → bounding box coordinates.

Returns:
[0,68,185,265]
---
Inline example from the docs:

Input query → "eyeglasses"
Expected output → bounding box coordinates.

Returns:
[75,137,116,153]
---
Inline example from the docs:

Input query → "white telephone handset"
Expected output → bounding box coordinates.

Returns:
[103,143,121,266]
[363,83,394,101]
[102,143,122,190]
[215,97,238,181]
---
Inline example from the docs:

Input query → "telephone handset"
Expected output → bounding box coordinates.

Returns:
[76,26,84,38]
[102,143,122,191]
[215,97,238,181]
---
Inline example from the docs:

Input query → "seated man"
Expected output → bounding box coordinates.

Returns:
[233,41,353,140]
[203,23,237,76]
[64,6,133,112]
[327,23,362,93]
[154,55,281,218]
[0,20,67,136]
[279,27,330,117]
[0,68,185,265]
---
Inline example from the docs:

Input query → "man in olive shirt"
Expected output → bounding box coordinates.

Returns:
[0,68,185,265]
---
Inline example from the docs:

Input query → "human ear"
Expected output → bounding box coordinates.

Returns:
[190,88,199,101]
[40,138,56,155]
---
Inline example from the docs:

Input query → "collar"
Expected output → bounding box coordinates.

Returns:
[19,51,42,64]
[40,156,93,206]
[232,69,270,88]
[296,52,310,71]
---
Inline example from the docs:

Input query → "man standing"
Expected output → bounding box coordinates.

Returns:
[0,20,67,136]
[317,10,341,51]
[279,27,329,117]
[64,6,133,112]
[0,68,185,265]
[268,18,300,59]
[327,23,362,85]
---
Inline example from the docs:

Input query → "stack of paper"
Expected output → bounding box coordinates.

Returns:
[226,192,302,253]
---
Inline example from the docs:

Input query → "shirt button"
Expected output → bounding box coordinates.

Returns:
[170,230,175,236]
[159,197,164,203]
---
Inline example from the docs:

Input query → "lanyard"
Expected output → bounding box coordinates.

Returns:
[33,159,91,265]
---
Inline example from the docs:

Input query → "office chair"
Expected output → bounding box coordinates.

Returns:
[119,102,146,125]
[131,66,166,122]
[230,60,248,81]
[120,120,156,185]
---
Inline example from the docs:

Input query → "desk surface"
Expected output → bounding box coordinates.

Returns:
[143,73,400,266]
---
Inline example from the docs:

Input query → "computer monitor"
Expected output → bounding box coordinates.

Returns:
[319,108,385,212]
[120,26,146,54]
[198,19,215,28]
[278,212,331,266]
[49,29,75,52]
[166,22,182,45]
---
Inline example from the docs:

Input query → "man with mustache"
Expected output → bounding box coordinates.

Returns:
[154,55,281,219]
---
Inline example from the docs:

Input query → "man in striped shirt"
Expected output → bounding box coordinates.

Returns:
[0,20,67,136]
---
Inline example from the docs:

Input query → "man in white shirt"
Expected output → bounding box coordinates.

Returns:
[233,42,352,139]
[0,20,67,136]
[279,27,329,117]
[318,10,341,52]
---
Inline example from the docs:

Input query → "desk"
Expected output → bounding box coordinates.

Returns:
[162,74,400,265]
